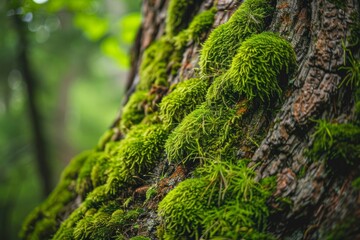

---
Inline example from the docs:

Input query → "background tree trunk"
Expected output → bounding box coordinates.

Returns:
[22,0,360,239]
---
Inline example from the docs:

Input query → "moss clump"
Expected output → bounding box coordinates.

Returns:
[309,120,360,171]
[165,0,198,36]
[159,78,209,127]
[20,151,92,240]
[76,153,104,197]
[138,38,174,90]
[174,8,216,49]
[199,0,273,75]
[158,178,209,239]
[198,160,275,239]
[120,90,147,133]
[90,152,111,188]
[165,104,241,163]
[158,160,276,239]
[207,32,296,104]
[106,123,169,194]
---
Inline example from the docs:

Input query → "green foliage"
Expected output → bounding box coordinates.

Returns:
[158,178,209,239]
[199,0,273,75]
[165,0,197,36]
[159,78,209,127]
[207,32,296,104]
[106,124,169,194]
[165,104,241,163]
[339,50,360,89]
[120,90,147,133]
[138,38,174,90]
[174,8,216,49]
[309,120,360,169]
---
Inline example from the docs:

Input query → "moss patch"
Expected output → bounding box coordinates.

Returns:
[158,160,276,239]
[159,78,210,127]
[309,120,360,172]
[120,90,147,133]
[20,151,92,240]
[207,32,296,104]
[165,103,241,163]
[174,7,216,49]
[106,123,169,194]
[199,0,274,75]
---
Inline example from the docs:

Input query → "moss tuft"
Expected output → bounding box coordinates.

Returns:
[199,0,273,75]
[159,78,209,127]
[158,178,209,239]
[165,0,197,36]
[309,120,360,171]
[120,90,147,133]
[165,104,241,163]
[207,32,296,104]
[138,38,174,90]
[174,8,216,49]
[106,123,169,194]
[158,159,276,239]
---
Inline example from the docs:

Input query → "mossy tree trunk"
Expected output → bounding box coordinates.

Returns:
[22,0,360,239]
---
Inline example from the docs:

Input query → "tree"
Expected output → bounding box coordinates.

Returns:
[21,0,360,239]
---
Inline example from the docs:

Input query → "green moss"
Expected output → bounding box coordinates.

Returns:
[165,104,241,163]
[159,78,210,127]
[106,123,169,194]
[52,205,87,240]
[138,38,174,91]
[158,178,209,239]
[20,151,92,240]
[145,185,157,202]
[309,120,360,171]
[207,32,296,104]
[174,8,216,49]
[165,0,197,36]
[198,160,275,239]
[90,153,111,188]
[158,160,276,239]
[130,237,151,240]
[96,129,114,151]
[352,177,360,190]
[199,0,273,75]
[120,90,147,133]
[76,153,104,197]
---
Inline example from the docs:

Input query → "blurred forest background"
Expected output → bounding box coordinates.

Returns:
[0,0,142,239]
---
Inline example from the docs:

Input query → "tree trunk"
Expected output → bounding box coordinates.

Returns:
[21,0,360,239]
